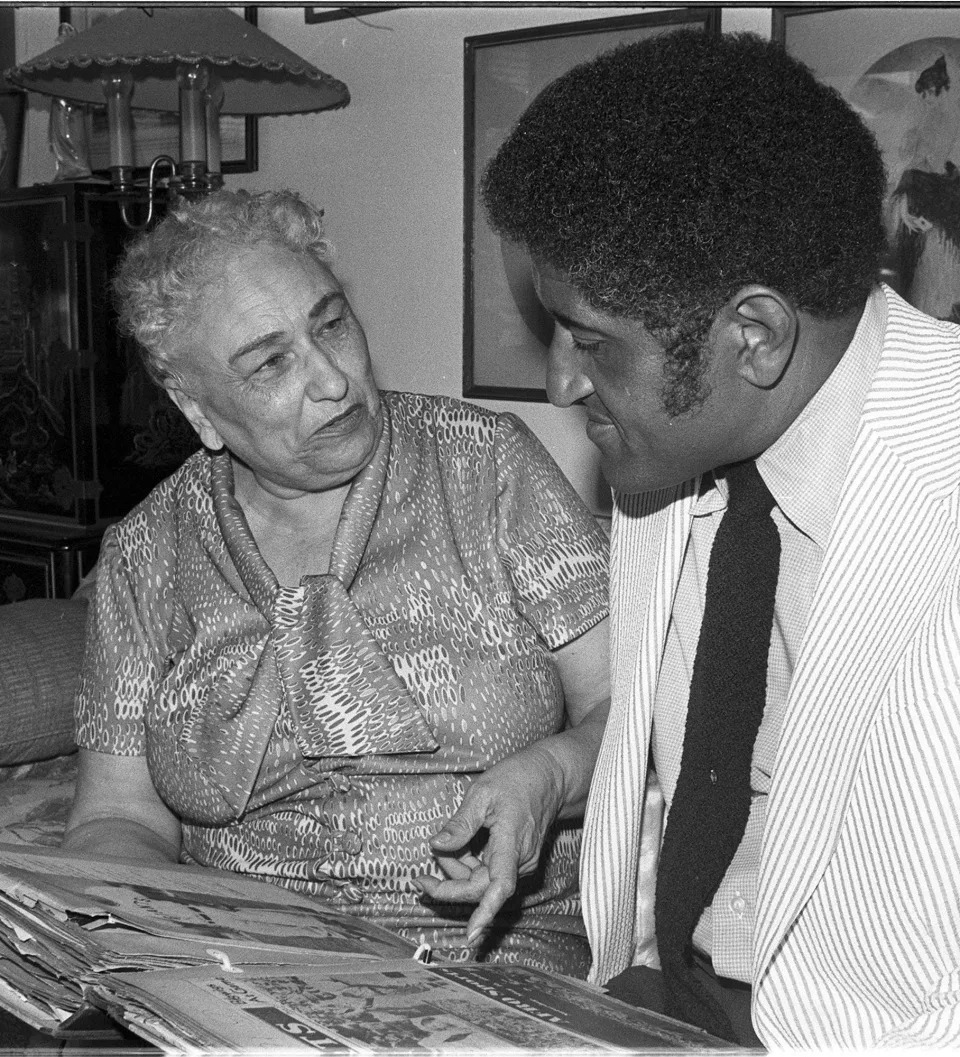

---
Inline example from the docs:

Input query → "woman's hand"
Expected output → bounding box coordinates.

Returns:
[415,742,566,943]
[416,617,610,945]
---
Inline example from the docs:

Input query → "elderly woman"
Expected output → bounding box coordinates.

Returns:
[64,189,609,978]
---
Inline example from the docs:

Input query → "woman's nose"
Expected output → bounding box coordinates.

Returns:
[545,333,594,408]
[304,348,349,402]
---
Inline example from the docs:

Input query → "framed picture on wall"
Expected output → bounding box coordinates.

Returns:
[58,6,259,176]
[0,89,25,190]
[463,8,721,402]
[304,6,399,23]
[774,5,960,323]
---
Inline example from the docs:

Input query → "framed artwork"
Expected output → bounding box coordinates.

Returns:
[463,8,720,402]
[58,6,259,176]
[304,6,400,23]
[774,5,960,323]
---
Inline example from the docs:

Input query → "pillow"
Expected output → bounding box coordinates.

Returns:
[0,599,88,766]
[0,754,79,846]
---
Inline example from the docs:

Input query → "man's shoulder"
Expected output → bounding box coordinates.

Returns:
[882,284,960,353]
[870,287,960,421]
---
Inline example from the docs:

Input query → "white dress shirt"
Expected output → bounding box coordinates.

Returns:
[652,287,887,981]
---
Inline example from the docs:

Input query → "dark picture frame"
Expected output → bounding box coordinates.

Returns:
[463,8,721,402]
[58,6,259,176]
[304,6,400,23]
[773,4,960,322]
[0,89,26,191]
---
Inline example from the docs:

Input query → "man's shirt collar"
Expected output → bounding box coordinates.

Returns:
[696,286,887,547]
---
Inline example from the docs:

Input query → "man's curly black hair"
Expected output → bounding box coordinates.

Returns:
[482,30,888,414]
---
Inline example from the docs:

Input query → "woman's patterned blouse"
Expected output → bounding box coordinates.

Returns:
[76,392,609,976]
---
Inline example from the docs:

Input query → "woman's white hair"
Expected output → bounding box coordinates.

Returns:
[114,189,334,386]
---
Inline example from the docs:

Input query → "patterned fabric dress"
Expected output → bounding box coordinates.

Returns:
[76,392,609,977]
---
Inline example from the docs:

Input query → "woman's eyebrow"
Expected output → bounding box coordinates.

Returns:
[229,291,347,364]
[308,291,346,321]
[229,331,284,366]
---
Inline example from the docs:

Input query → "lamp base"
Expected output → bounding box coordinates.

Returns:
[108,163,135,195]
[178,159,207,199]
[104,156,221,230]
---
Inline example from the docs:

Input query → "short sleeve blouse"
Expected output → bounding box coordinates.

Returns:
[76,392,609,975]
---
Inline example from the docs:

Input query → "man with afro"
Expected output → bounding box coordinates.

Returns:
[446,28,960,1049]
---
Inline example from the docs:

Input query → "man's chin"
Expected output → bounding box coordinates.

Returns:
[600,455,684,496]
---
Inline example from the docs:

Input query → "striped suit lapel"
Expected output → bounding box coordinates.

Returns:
[755,288,960,989]
[583,479,697,984]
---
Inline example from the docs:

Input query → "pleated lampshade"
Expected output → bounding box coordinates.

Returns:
[5,6,350,115]
[5,6,349,209]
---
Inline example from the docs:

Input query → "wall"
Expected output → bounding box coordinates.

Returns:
[13,3,772,511]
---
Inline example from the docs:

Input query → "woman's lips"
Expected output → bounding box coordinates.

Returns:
[313,404,364,438]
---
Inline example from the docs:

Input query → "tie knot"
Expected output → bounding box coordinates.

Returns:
[722,460,775,518]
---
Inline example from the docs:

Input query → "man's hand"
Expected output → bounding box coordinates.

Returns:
[414,744,564,945]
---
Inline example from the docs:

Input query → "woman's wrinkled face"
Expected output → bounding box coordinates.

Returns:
[167,242,382,498]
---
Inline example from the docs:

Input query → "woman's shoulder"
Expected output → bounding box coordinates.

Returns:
[109,451,213,553]
[384,390,497,423]
[383,391,525,448]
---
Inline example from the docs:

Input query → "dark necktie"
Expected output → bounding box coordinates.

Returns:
[654,459,781,1042]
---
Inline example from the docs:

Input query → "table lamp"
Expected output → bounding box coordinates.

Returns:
[5,6,350,227]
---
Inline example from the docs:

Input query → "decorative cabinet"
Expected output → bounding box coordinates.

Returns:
[0,180,197,601]
[0,522,101,603]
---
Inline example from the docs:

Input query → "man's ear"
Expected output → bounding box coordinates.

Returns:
[165,384,224,452]
[716,285,798,390]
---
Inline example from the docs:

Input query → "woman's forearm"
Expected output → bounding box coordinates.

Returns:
[62,816,181,864]
[64,748,183,864]
[529,700,610,821]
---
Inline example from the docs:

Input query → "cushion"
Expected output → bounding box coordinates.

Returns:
[0,754,78,846]
[0,599,88,765]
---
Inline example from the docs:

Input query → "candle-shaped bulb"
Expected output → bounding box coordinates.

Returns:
[177,62,209,166]
[204,74,225,184]
[100,67,135,181]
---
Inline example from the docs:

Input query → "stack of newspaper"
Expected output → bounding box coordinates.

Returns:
[0,843,731,1052]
